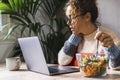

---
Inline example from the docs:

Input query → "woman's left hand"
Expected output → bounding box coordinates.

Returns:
[95,31,114,48]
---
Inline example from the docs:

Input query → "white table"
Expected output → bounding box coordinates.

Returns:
[0,63,120,80]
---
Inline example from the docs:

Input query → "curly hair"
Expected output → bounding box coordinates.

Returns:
[64,0,98,23]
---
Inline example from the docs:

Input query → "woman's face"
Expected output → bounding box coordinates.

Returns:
[65,5,87,35]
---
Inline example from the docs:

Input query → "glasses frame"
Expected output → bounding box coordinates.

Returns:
[67,14,81,24]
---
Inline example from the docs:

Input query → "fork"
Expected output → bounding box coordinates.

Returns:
[95,26,100,57]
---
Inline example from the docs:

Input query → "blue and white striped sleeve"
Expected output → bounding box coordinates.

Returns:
[58,34,83,65]
[102,44,120,68]
[63,34,83,57]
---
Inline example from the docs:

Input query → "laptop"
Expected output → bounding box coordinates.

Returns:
[18,36,79,76]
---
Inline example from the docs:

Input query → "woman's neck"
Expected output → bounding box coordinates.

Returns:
[83,23,97,36]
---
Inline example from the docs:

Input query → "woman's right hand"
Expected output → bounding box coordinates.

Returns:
[95,31,114,48]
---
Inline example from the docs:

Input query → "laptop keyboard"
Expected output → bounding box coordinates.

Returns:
[48,66,79,73]
[48,66,59,73]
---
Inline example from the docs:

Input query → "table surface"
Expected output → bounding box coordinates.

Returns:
[0,63,120,80]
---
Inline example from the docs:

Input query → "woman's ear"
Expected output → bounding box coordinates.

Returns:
[84,12,91,22]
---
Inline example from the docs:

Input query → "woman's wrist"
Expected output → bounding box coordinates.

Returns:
[68,34,83,46]
[63,34,83,57]
[108,44,120,59]
[102,44,120,59]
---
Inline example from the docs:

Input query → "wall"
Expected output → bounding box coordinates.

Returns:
[97,0,120,37]
[0,15,2,31]
[0,14,10,31]
[0,14,16,62]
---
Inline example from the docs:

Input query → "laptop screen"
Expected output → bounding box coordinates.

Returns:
[18,36,50,75]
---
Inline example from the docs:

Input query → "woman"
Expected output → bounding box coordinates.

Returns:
[58,0,120,68]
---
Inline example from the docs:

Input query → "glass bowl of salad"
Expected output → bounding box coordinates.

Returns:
[76,53,108,77]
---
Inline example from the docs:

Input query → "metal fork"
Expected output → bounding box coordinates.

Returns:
[95,26,100,57]
[95,39,99,57]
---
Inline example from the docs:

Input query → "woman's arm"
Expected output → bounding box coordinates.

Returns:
[102,44,120,68]
[95,30,120,68]
[58,34,83,65]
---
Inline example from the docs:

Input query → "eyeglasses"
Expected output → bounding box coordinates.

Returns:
[67,15,81,24]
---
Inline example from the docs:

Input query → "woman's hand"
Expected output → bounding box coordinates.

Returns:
[95,31,114,48]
